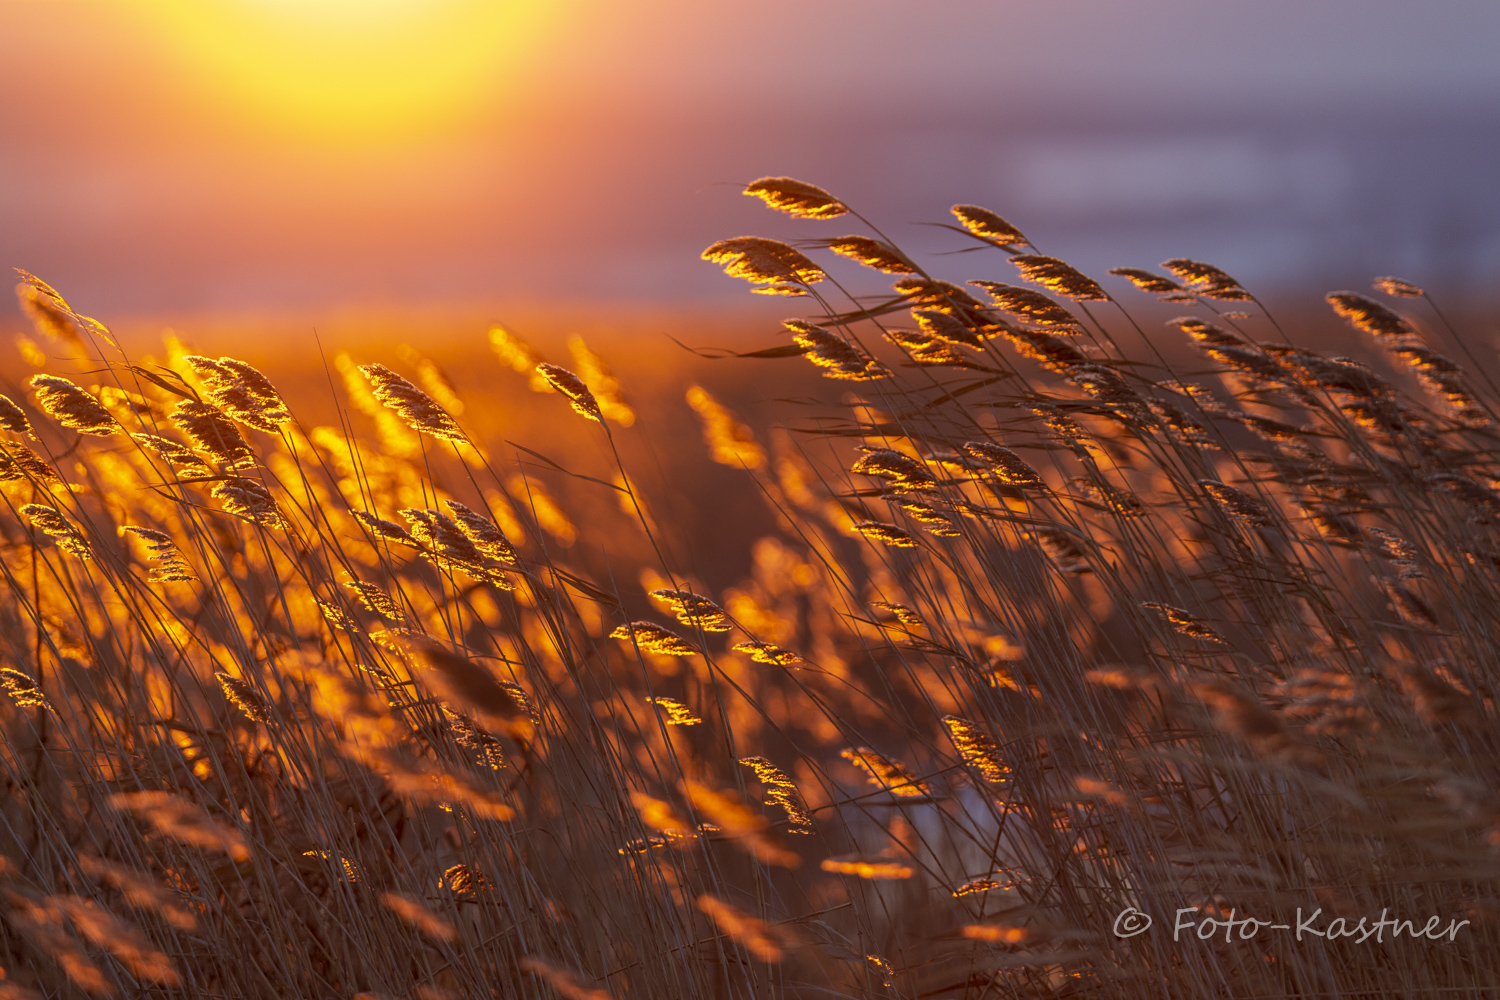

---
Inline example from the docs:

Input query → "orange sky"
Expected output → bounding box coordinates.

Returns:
[3,0,1499,322]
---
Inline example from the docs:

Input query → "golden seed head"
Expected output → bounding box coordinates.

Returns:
[703,237,825,286]
[20,504,91,559]
[1106,267,1182,294]
[1160,258,1252,300]
[825,236,914,274]
[852,448,935,491]
[15,273,83,347]
[344,579,406,621]
[649,588,733,632]
[892,276,988,311]
[786,322,890,380]
[941,716,1010,783]
[568,336,635,425]
[211,477,285,529]
[911,308,983,348]
[610,621,701,656]
[1030,527,1091,574]
[30,375,117,435]
[119,525,196,582]
[745,768,812,831]
[1326,291,1419,341]
[950,204,1028,246]
[443,499,520,564]
[971,281,1081,329]
[884,329,976,368]
[743,176,847,219]
[870,601,925,628]
[184,356,290,432]
[1140,602,1224,642]
[215,672,270,723]
[0,394,34,437]
[647,697,702,726]
[359,363,466,441]
[2,666,49,709]
[1197,478,1273,527]
[732,640,802,666]
[960,441,1043,487]
[171,401,258,470]
[353,510,421,547]
[840,747,928,797]
[0,441,60,484]
[1009,255,1107,301]
[535,363,602,422]
[1373,276,1424,298]
[851,520,918,547]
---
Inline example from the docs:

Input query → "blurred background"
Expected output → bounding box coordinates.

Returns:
[2,0,1499,334]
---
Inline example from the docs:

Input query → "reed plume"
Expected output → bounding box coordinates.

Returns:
[360,363,467,442]
[743,176,848,219]
[30,375,116,435]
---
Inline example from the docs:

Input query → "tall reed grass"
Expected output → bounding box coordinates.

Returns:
[0,180,1496,999]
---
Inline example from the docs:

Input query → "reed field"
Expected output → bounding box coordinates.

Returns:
[3,177,1500,999]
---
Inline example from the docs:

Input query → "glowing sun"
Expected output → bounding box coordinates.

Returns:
[136,0,550,140]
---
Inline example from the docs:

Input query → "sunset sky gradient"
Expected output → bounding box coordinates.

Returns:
[3,0,1498,323]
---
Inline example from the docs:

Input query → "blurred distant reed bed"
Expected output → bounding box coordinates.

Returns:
[0,177,1498,999]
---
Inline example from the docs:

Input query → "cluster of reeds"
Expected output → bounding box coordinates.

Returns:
[0,182,1497,999]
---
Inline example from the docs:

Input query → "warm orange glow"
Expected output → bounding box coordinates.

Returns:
[133,0,550,140]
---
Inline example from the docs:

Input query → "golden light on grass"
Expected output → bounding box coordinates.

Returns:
[2,186,1498,1000]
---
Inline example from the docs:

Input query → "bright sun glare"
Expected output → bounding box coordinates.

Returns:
[138,0,548,141]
